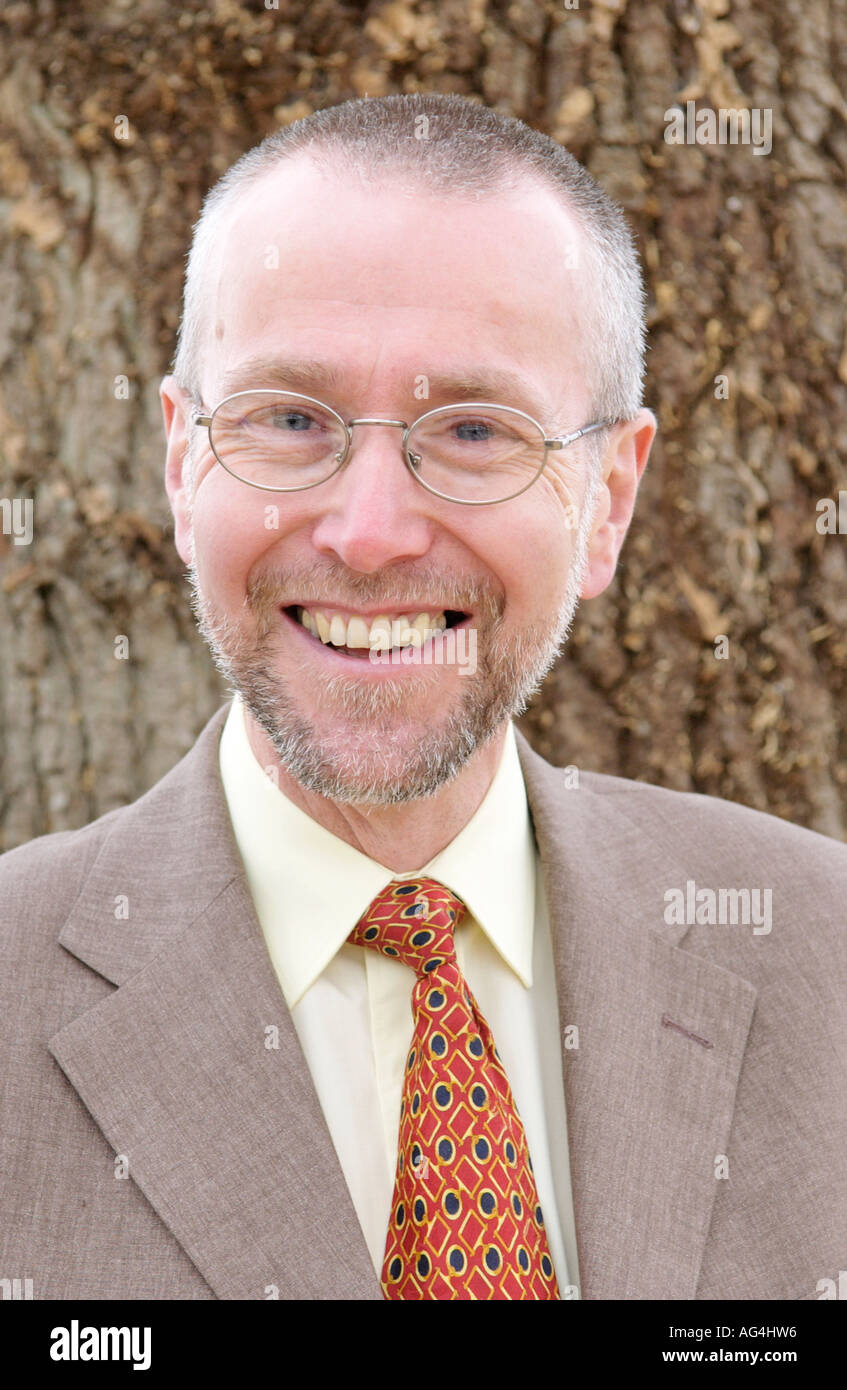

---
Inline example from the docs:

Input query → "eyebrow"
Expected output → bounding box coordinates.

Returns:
[219,356,345,398]
[217,355,550,417]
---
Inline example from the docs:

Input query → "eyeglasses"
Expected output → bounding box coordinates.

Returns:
[191,390,614,506]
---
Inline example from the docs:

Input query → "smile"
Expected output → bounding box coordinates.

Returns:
[284,605,467,659]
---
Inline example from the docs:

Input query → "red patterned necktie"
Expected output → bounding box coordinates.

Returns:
[348,877,560,1300]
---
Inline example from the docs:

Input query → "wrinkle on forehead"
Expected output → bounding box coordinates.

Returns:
[201,155,593,415]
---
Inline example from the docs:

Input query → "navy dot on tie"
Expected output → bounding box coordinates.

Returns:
[395,885,417,895]
[448,1247,466,1274]
[404,904,424,918]
[427,990,446,1010]
[434,1084,451,1108]
[416,1253,430,1278]
[437,1137,454,1162]
[479,1190,496,1216]
[471,1084,487,1109]
[535,1205,544,1226]
[467,1037,484,1058]
[411,1144,422,1167]
[430,1034,447,1057]
[407,1050,416,1070]
[474,1138,490,1162]
[388,1256,402,1280]
[364,926,378,940]
[518,1247,529,1272]
[443,1191,461,1217]
[411,930,433,946]
[414,1197,426,1222]
[541,1255,553,1278]
[412,1092,421,1115]
[505,1141,516,1164]
[384,945,398,956]
[423,957,443,973]
[527,1152,533,1172]
[512,1194,522,1217]
[484,1247,501,1272]
[395,1203,405,1227]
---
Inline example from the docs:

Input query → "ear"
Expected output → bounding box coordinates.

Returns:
[160,375,194,567]
[579,408,656,600]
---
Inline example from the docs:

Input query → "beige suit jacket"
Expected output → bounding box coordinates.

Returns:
[1,705,845,1300]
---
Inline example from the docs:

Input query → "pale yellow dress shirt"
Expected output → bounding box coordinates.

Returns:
[219,693,580,1297]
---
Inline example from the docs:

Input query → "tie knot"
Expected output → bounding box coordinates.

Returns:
[348,878,466,976]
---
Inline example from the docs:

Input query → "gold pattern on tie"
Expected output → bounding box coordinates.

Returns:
[348,877,560,1300]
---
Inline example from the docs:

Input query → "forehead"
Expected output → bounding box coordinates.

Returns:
[203,155,591,414]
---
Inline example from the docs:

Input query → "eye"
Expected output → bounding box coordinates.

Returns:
[270,409,319,432]
[452,418,497,442]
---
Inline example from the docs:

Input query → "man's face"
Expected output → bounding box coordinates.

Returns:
[164,158,636,804]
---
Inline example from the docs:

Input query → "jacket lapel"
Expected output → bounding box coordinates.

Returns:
[515,730,757,1300]
[49,706,381,1301]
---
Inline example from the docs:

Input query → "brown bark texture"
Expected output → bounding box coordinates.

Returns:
[1,0,846,851]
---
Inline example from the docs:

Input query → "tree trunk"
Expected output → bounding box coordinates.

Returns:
[1,0,845,851]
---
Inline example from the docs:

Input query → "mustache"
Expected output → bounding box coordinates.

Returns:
[244,560,504,623]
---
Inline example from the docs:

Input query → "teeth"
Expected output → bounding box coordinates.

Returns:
[368,617,392,652]
[346,616,370,649]
[298,607,451,650]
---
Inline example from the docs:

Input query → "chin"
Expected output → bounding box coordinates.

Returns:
[250,690,490,806]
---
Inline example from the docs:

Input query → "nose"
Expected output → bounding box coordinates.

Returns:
[309,424,435,573]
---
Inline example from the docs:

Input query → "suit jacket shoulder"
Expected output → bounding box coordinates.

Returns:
[516,734,847,968]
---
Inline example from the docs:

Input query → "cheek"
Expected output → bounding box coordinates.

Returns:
[533,452,586,520]
[503,479,584,615]
[191,473,283,603]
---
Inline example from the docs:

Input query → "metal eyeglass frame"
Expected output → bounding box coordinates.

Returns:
[192,389,615,506]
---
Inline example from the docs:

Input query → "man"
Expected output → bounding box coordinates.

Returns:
[1,93,845,1302]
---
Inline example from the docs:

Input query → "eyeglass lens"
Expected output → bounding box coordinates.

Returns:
[208,392,548,502]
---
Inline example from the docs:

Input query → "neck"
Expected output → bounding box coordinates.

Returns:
[243,711,509,872]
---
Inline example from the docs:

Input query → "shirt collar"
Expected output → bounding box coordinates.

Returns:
[219,694,535,1006]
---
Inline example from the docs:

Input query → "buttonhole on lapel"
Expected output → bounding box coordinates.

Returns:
[662,1013,713,1049]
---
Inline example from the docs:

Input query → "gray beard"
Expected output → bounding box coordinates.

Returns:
[188,528,592,806]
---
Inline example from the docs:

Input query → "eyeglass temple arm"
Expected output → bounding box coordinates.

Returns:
[544,420,614,451]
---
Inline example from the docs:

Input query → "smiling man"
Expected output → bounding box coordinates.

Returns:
[164,130,645,860]
[2,94,846,1304]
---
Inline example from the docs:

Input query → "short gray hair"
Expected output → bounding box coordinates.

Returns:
[173,92,647,461]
